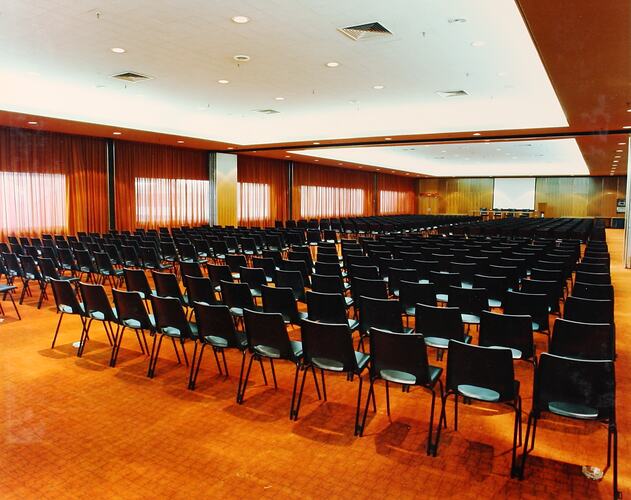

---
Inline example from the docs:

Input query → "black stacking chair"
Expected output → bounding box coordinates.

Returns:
[2,252,25,287]
[220,280,260,323]
[575,271,611,285]
[189,303,248,390]
[207,264,233,293]
[572,282,614,303]
[351,277,388,311]
[77,282,117,357]
[293,320,368,432]
[179,261,203,289]
[449,262,477,287]
[123,267,154,301]
[359,296,411,345]
[240,266,268,299]
[49,278,87,349]
[447,286,488,327]
[94,251,124,287]
[549,318,614,361]
[398,281,436,325]
[152,270,189,307]
[147,295,197,379]
[479,311,535,365]
[521,279,560,314]
[141,246,172,272]
[110,289,153,367]
[184,275,218,306]
[282,258,312,286]
[348,264,380,280]
[226,255,248,279]
[576,262,609,275]
[415,304,469,356]
[438,340,522,476]
[472,274,508,308]
[252,257,276,283]
[312,274,351,306]
[19,254,47,307]
[306,291,358,331]
[429,271,461,303]
[359,329,443,456]
[388,268,418,297]
[564,296,614,325]
[314,261,346,279]
[275,269,306,302]
[261,285,307,326]
[519,353,618,499]
[239,309,304,417]
[503,290,550,342]
[121,245,142,268]
[0,283,20,319]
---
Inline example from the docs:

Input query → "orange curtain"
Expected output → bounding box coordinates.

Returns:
[292,162,374,219]
[237,155,288,227]
[377,173,417,215]
[115,141,209,231]
[0,126,107,240]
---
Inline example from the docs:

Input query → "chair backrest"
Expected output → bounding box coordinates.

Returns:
[479,310,534,360]
[369,328,431,385]
[564,295,614,325]
[123,268,152,297]
[311,273,344,295]
[550,318,614,361]
[398,280,437,310]
[359,296,404,334]
[112,289,154,330]
[220,280,255,309]
[429,271,461,293]
[261,285,300,323]
[348,264,380,280]
[275,269,305,301]
[415,303,463,340]
[572,281,614,302]
[503,290,548,326]
[306,291,348,324]
[301,319,358,372]
[50,278,83,314]
[447,286,488,315]
[351,277,388,302]
[446,340,516,402]
[575,271,611,285]
[185,275,217,305]
[38,257,61,280]
[533,353,614,419]
[314,261,342,277]
[243,308,296,360]
[79,282,117,322]
[240,267,267,290]
[388,268,418,294]
[20,254,42,280]
[193,302,240,346]
[150,295,194,338]
[252,257,276,280]
[472,274,508,302]
[208,264,233,286]
[226,255,248,273]
[152,271,185,302]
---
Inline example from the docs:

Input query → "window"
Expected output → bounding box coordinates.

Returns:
[238,182,270,224]
[300,185,365,218]
[135,177,209,226]
[0,171,66,234]
[379,190,413,215]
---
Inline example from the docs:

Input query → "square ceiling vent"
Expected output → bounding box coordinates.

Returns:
[338,22,392,41]
[111,71,153,83]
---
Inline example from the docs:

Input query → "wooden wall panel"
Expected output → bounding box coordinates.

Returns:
[419,176,626,217]
[215,153,238,226]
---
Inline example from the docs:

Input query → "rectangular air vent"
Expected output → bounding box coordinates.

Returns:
[338,22,392,41]
[255,109,280,114]
[436,90,469,98]
[111,71,153,83]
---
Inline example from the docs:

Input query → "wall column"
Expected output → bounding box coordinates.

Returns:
[106,139,116,230]
[214,152,238,227]
[624,136,631,267]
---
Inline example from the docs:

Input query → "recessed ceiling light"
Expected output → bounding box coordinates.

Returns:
[177,140,184,144]
[275,97,285,101]
[111,47,126,54]
[616,149,623,152]
[618,142,626,145]
[113,131,122,135]
[473,132,481,136]
[376,168,380,171]
[314,159,319,162]
[227,147,234,150]
[326,61,340,68]
[338,163,343,165]
[217,79,229,84]
[471,40,486,47]
[614,155,621,158]
[231,16,250,24]
[384,137,392,141]
[313,142,320,145]
[27,121,38,125]
[285,155,290,158]
[406,173,410,175]
[623,126,631,129]
[233,54,251,62]
[373,85,384,90]
[627,108,631,112]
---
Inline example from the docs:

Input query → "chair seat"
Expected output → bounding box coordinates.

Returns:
[282,311,308,324]
[0,285,17,292]
[204,331,247,349]
[457,384,500,402]
[460,313,480,325]
[59,303,84,314]
[381,368,416,384]
[88,307,118,322]
[122,314,156,330]
[162,322,198,338]
[548,401,599,420]
[532,321,540,331]
[488,298,502,308]
[436,293,448,303]
[425,336,449,349]
[253,339,303,359]
[488,345,522,359]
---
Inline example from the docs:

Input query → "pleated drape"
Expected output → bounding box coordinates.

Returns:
[377,173,417,215]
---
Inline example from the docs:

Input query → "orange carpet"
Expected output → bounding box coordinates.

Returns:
[0,230,627,499]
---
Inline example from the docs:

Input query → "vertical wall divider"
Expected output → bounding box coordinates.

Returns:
[624,136,631,268]
[373,173,378,216]
[106,139,116,230]
[288,160,294,221]
[208,152,217,226]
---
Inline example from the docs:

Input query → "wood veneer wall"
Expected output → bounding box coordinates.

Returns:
[418,176,626,217]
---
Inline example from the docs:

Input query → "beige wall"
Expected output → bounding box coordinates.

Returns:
[418,176,626,217]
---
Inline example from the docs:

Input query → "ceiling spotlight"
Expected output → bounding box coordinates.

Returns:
[373,85,384,90]
[233,54,251,62]
[227,147,234,150]
[177,140,184,144]
[623,126,631,129]
[376,168,381,171]
[112,131,122,135]
[275,97,285,101]
[217,79,230,84]
[627,108,631,112]
[614,155,621,158]
[472,132,481,136]
[314,159,319,162]
[27,121,38,125]
[338,163,343,165]
[384,137,392,141]
[618,142,626,145]
[326,61,340,68]
[616,149,623,152]
[471,40,486,47]
[111,47,126,54]
[285,155,290,158]
[313,142,320,145]
[231,16,250,24]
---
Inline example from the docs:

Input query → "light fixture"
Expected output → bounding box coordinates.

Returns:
[227,147,234,150]
[285,155,290,158]
[614,155,621,158]
[384,137,392,141]
[113,131,122,135]
[275,97,285,101]
[471,40,486,47]
[618,142,626,145]
[177,140,184,144]
[217,79,229,84]
[27,121,38,125]
[338,163,343,165]
[616,149,623,152]
[314,159,319,162]
[373,85,384,90]
[325,61,340,68]
[231,15,250,24]
[313,142,320,145]
[473,132,481,136]
[111,47,126,54]
[627,108,631,112]
[623,126,631,129]
[376,168,380,171]
[233,54,251,62]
